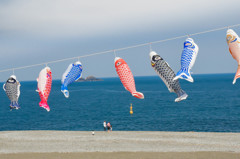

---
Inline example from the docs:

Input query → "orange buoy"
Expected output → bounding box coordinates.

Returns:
[130,103,133,115]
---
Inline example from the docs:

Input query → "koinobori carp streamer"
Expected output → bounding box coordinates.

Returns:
[226,29,240,84]
[150,51,188,102]
[3,75,21,110]
[173,38,199,82]
[36,67,52,111]
[61,61,83,98]
[115,57,144,99]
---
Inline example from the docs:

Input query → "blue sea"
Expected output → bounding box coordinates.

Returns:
[0,74,240,132]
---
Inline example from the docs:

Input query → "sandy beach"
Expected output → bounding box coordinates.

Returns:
[0,131,239,159]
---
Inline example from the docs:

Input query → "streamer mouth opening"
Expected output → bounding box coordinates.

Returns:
[75,61,82,65]
[186,38,194,42]
[10,75,17,79]
[227,29,237,36]
[149,51,157,59]
[114,57,121,62]
[45,66,51,71]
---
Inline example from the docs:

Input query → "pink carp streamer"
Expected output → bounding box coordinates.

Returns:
[226,29,240,84]
[115,57,144,99]
[36,67,52,111]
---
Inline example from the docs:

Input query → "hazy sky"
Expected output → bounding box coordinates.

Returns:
[0,0,240,81]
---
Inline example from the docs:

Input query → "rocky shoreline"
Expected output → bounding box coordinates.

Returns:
[76,76,102,82]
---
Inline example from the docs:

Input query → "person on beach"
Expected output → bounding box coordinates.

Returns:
[107,122,111,132]
[103,121,107,131]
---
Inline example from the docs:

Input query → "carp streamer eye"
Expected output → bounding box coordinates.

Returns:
[117,62,121,66]
[184,42,192,47]
[154,56,161,61]
[227,35,232,42]
[8,78,16,83]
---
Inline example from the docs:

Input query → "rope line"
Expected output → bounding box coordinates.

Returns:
[113,50,117,58]
[0,23,240,73]
[149,43,152,52]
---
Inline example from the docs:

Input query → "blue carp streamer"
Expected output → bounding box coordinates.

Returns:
[61,61,83,98]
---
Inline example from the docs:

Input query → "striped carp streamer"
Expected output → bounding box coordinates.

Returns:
[36,67,52,112]
[3,75,21,110]
[173,38,199,82]
[115,57,144,99]
[226,29,240,84]
[150,51,188,102]
[61,61,83,98]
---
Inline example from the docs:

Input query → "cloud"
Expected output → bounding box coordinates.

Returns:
[0,0,237,38]
[0,0,239,81]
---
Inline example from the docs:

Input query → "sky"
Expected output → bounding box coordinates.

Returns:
[0,0,240,81]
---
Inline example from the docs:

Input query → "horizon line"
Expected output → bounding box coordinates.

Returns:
[3,72,234,83]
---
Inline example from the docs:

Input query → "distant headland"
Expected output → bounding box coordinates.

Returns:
[76,76,103,82]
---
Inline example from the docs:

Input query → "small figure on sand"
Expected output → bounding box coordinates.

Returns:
[103,121,107,131]
[107,122,112,132]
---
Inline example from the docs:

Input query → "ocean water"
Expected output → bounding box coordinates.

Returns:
[0,74,240,132]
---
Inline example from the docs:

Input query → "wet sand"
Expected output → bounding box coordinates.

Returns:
[0,131,239,158]
[0,152,239,159]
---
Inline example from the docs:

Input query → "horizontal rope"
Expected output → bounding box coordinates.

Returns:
[0,23,240,73]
